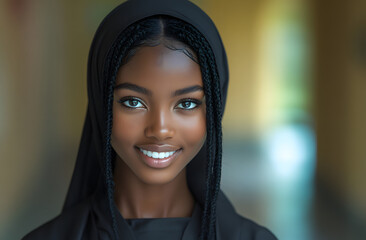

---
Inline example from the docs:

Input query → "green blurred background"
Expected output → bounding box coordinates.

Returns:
[1,0,365,239]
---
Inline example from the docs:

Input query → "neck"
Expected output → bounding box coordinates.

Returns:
[113,157,195,219]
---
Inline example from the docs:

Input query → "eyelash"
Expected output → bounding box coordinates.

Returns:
[117,97,202,110]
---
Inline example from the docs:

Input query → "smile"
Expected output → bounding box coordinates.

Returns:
[139,148,176,159]
[136,146,182,169]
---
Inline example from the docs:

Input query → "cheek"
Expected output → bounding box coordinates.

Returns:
[178,109,207,150]
[111,105,144,149]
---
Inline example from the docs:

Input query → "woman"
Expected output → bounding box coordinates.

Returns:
[23,0,277,239]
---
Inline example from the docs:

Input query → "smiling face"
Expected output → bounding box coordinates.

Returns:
[111,44,206,185]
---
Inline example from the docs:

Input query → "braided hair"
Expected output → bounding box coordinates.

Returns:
[103,16,223,240]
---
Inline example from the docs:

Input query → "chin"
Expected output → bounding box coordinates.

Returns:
[134,167,184,186]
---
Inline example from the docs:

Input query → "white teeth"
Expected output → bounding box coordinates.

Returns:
[139,148,176,159]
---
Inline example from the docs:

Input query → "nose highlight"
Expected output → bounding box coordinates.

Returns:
[144,110,175,140]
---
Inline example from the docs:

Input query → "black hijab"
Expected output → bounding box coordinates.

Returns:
[63,0,229,211]
[23,1,277,239]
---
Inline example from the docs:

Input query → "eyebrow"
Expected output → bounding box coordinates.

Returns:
[172,85,203,97]
[114,83,152,96]
[114,82,203,97]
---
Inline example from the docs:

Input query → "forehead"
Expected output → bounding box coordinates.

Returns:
[116,45,202,88]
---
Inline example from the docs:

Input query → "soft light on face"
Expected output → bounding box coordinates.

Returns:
[111,44,206,185]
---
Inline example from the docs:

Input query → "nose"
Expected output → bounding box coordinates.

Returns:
[144,109,175,141]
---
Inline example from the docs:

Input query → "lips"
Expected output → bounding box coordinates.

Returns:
[135,144,182,169]
[137,144,180,152]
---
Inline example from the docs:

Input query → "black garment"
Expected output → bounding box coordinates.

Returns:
[23,184,276,239]
[125,209,191,240]
[23,0,277,239]
[125,217,190,240]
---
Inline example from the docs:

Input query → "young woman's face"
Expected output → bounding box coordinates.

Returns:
[111,44,206,185]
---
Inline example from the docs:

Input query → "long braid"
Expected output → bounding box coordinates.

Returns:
[175,28,215,239]
[196,49,215,239]
[103,38,121,240]
[103,24,147,239]
[169,22,223,239]
[187,29,222,240]
[176,28,216,239]
[197,29,223,238]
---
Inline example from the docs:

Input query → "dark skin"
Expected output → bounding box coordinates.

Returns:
[111,44,206,219]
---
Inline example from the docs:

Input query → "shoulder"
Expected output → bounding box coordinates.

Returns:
[22,197,93,240]
[216,191,277,240]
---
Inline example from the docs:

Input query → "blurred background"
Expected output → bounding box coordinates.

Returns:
[1,0,365,239]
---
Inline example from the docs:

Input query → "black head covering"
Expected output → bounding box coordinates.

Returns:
[63,0,229,212]
[23,1,278,239]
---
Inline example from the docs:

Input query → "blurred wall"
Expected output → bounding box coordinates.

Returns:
[202,0,261,136]
[0,0,119,238]
[313,0,366,224]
